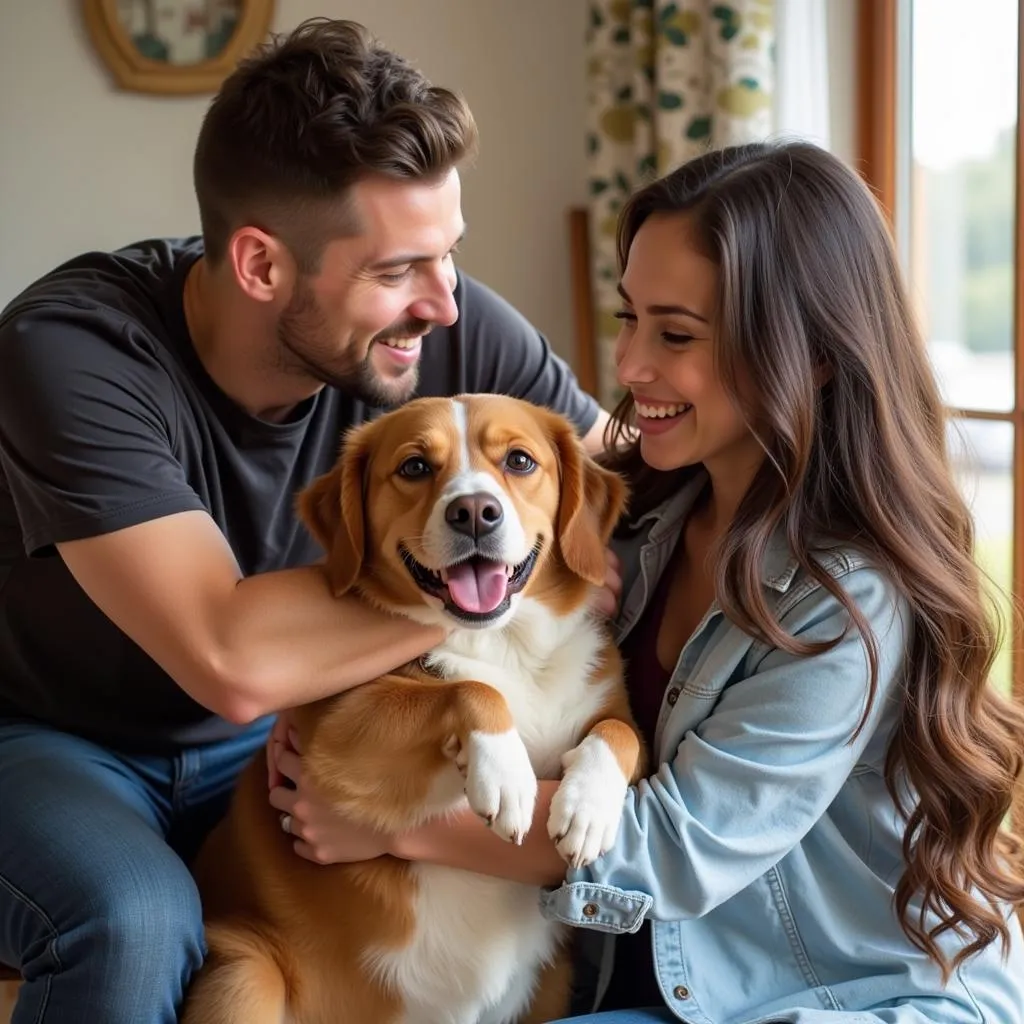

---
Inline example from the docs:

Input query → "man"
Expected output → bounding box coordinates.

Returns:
[0,19,607,1023]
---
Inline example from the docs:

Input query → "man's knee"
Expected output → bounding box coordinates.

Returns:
[8,865,206,1024]
[79,859,206,969]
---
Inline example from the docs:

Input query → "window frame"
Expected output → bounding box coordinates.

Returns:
[856,0,1024,703]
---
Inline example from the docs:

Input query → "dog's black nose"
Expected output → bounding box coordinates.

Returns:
[445,492,504,538]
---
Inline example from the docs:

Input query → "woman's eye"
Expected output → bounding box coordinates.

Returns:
[612,309,636,323]
[662,332,694,345]
[398,456,432,479]
[505,450,537,474]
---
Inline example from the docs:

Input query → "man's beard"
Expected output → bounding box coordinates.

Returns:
[275,281,431,408]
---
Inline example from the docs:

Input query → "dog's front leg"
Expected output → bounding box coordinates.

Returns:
[295,676,536,842]
[440,680,537,845]
[547,713,643,870]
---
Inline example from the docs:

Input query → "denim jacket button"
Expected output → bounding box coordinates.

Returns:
[666,687,680,706]
[673,985,690,1000]
[582,902,599,918]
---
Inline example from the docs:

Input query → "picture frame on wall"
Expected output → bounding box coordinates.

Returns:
[82,0,275,95]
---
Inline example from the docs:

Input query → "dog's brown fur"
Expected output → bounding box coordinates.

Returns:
[183,395,644,1024]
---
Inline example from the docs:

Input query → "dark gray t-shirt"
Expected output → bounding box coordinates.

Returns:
[0,237,598,751]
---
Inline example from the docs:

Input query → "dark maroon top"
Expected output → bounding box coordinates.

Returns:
[600,561,676,1011]
[620,563,676,752]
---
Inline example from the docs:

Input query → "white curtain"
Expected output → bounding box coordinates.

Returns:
[774,0,832,149]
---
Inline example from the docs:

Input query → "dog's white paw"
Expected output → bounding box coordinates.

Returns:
[460,730,537,844]
[547,735,628,869]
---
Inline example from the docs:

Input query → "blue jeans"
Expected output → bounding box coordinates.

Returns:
[0,718,271,1024]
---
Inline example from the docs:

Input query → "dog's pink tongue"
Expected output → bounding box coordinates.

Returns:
[446,559,508,614]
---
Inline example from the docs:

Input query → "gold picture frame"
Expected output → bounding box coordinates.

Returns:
[82,0,275,95]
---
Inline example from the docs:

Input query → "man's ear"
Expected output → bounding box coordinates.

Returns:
[226,226,294,304]
[550,417,629,585]
[297,429,370,597]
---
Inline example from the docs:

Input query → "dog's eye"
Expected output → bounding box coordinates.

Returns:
[505,450,536,474]
[398,456,432,479]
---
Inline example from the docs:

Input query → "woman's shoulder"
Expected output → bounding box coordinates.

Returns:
[765,542,908,661]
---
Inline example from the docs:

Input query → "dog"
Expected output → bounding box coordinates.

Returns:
[182,394,645,1024]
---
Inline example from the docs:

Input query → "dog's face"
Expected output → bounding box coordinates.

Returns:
[299,395,627,629]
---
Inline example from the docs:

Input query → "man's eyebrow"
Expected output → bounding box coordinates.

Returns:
[617,282,708,323]
[365,227,467,272]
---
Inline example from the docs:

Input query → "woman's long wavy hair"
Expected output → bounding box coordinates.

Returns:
[604,141,1024,974]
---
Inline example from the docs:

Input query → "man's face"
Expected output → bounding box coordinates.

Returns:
[275,169,464,407]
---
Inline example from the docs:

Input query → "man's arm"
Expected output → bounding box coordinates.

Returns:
[58,510,444,724]
[580,407,612,456]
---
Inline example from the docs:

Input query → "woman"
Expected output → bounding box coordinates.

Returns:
[271,141,1024,1021]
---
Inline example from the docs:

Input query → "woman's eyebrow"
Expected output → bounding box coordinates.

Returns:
[616,282,708,323]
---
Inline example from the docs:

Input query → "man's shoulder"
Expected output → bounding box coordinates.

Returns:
[0,237,203,390]
[449,269,535,333]
[0,236,203,331]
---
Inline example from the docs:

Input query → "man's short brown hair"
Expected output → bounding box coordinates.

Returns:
[193,18,478,271]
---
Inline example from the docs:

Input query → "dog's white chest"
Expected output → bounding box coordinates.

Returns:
[367,601,612,1022]
[369,866,560,1024]
[429,600,610,777]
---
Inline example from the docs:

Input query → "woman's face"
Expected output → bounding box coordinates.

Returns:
[614,212,764,484]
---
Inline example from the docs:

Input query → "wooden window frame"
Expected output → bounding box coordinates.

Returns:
[857,0,1024,704]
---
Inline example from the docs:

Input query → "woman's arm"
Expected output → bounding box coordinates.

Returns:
[271,568,906,919]
[392,780,568,886]
[269,740,568,885]
[550,567,909,922]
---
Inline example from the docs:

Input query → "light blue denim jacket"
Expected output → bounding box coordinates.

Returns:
[540,473,1024,1023]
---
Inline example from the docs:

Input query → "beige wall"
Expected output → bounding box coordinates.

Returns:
[0,1,857,365]
[0,0,590,358]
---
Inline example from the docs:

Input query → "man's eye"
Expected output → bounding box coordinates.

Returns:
[505,450,536,474]
[398,456,432,478]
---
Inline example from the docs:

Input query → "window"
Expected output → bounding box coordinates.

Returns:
[858,0,1021,696]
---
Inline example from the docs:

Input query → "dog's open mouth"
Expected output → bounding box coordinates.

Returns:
[400,543,540,622]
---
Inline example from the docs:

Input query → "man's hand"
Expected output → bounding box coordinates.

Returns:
[590,547,623,619]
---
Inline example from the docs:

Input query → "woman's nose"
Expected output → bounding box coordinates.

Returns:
[615,330,657,386]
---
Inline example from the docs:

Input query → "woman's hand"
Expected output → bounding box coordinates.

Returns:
[266,719,567,884]
[590,546,624,618]
[267,717,393,865]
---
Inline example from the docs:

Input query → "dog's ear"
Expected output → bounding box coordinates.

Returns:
[297,429,370,597]
[551,418,628,585]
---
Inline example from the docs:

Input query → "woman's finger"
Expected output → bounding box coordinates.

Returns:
[275,747,304,785]
[266,714,293,790]
[268,785,299,815]
[266,736,278,791]
[292,839,323,864]
[605,547,622,573]
[604,548,623,600]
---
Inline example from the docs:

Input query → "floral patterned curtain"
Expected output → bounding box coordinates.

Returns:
[586,0,775,405]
